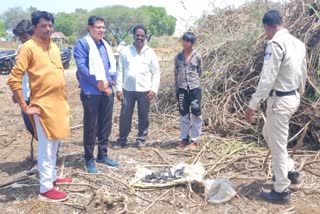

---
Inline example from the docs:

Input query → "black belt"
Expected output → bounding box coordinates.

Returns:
[269,89,298,97]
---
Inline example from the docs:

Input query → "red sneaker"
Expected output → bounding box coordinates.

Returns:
[39,188,68,202]
[53,177,73,186]
[176,140,189,149]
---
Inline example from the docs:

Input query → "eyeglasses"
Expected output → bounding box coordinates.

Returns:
[93,26,106,30]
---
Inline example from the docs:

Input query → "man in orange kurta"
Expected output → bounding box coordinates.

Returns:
[7,11,72,202]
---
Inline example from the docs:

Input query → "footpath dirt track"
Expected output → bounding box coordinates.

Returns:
[1,68,320,214]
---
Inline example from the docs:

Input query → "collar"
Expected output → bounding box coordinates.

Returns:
[32,36,52,48]
[181,49,197,58]
[272,29,289,40]
[130,43,149,54]
[87,33,104,45]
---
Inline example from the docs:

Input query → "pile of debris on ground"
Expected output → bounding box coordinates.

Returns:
[191,0,320,146]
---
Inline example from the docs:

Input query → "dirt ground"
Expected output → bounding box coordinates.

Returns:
[1,62,320,214]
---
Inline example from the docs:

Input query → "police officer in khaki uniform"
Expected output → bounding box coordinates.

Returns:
[245,10,307,203]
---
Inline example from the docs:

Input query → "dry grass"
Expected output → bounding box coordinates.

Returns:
[156,0,320,147]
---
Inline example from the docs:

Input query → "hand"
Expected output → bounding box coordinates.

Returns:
[11,95,17,104]
[112,80,116,86]
[105,88,113,96]
[245,107,255,124]
[116,91,123,101]
[25,106,41,115]
[146,90,156,101]
[97,80,109,91]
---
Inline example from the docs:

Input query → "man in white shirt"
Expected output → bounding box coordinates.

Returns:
[245,10,307,203]
[113,24,160,149]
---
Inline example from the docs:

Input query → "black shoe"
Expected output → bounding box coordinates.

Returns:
[260,189,291,203]
[112,142,127,150]
[272,170,300,184]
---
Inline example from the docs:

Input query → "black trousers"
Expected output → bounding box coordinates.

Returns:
[117,90,150,144]
[80,92,114,162]
[177,87,202,116]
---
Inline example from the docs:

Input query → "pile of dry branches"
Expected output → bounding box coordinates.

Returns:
[192,0,320,144]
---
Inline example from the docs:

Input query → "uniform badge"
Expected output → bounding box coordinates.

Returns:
[264,52,272,61]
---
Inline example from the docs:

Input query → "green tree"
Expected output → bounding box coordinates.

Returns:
[2,7,30,30]
[90,6,148,44]
[75,8,88,14]
[27,6,37,14]
[54,12,76,37]
[0,19,7,37]
[70,11,89,39]
[54,10,87,43]
[138,6,176,39]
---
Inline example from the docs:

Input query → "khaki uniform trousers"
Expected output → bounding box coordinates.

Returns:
[263,93,300,192]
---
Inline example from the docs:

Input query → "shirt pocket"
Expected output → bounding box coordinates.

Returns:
[137,55,151,73]
[49,51,63,69]
[190,58,198,70]
[141,55,152,66]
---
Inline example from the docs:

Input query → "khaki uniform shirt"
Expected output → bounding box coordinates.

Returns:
[249,29,307,110]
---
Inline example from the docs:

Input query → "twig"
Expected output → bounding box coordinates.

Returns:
[117,201,128,214]
[59,156,66,178]
[290,121,310,158]
[303,160,320,167]
[56,182,98,190]
[68,88,80,97]
[279,206,295,214]
[303,168,320,177]
[261,150,271,171]
[216,155,261,175]
[2,139,16,147]
[152,148,170,164]
[205,143,254,176]
[64,202,86,211]
[139,188,172,214]
[30,137,34,161]
[130,191,152,203]
[75,172,134,192]
[71,124,83,130]
[98,195,125,205]
[87,191,96,207]
[287,121,310,143]
[0,176,31,189]
[298,158,306,171]
[141,164,174,167]
[192,141,210,165]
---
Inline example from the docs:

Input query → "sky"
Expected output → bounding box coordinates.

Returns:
[0,0,250,35]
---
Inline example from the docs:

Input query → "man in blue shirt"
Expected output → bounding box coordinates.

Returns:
[74,16,119,173]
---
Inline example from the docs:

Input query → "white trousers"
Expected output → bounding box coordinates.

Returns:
[34,114,61,193]
[180,113,203,141]
[263,93,300,192]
